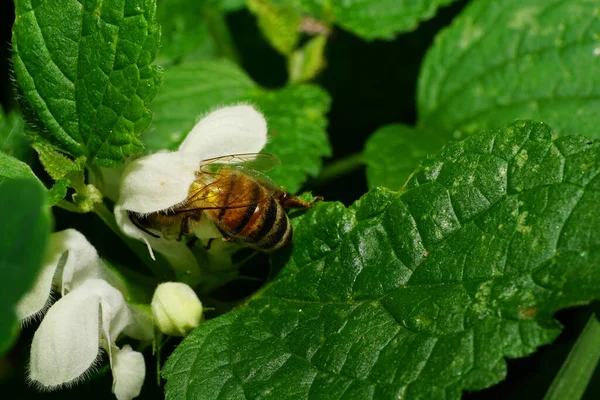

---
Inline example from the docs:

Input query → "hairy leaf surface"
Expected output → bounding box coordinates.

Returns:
[164,121,600,399]
[146,59,331,193]
[418,0,600,139]
[12,0,163,166]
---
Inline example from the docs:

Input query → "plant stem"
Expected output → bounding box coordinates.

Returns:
[311,152,364,186]
[93,202,172,280]
[57,199,84,213]
[544,313,600,400]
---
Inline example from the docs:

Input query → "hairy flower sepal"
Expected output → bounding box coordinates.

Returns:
[152,282,203,337]
[114,105,268,278]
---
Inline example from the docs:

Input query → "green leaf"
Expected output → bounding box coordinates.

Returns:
[32,142,84,181]
[0,152,68,206]
[544,314,600,400]
[156,0,222,62]
[0,108,30,163]
[146,59,331,193]
[0,152,40,183]
[364,124,445,191]
[249,0,459,41]
[164,120,600,399]
[12,0,163,167]
[418,0,600,139]
[248,0,302,55]
[219,0,246,12]
[0,178,51,355]
[288,35,328,83]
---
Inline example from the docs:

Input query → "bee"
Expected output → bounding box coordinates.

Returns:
[128,154,320,252]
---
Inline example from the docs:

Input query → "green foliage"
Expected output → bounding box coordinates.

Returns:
[156,0,225,62]
[364,124,445,190]
[164,120,600,398]
[418,0,600,139]
[5,0,600,397]
[147,59,331,193]
[288,35,328,83]
[0,178,51,355]
[0,152,40,183]
[248,0,302,55]
[32,143,84,182]
[12,0,163,167]
[249,0,459,41]
[0,108,29,162]
[544,314,600,400]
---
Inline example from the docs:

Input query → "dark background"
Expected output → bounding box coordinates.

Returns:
[1,1,599,398]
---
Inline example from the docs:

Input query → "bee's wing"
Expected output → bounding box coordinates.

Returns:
[200,153,280,174]
[176,156,281,212]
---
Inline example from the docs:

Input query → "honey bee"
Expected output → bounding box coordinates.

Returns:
[128,154,320,252]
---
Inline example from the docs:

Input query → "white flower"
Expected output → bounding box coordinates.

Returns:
[19,230,152,400]
[16,229,125,322]
[114,104,268,273]
[151,282,203,336]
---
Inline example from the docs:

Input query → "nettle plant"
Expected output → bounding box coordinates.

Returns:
[1,0,600,399]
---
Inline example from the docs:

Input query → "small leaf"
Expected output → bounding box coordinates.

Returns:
[248,0,459,41]
[164,121,600,399]
[332,0,459,40]
[0,178,52,355]
[12,0,163,167]
[0,152,67,206]
[288,35,328,83]
[32,142,83,181]
[418,0,600,139]
[248,0,302,55]
[146,59,331,193]
[0,152,40,183]
[364,124,446,190]
[0,108,30,163]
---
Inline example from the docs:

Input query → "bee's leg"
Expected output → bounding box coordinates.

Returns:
[279,193,323,209]
[187,236,198,248]
[178,216,192,241]
[204,238,214,250]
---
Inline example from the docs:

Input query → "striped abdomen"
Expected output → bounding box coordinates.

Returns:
[203,174,292,251]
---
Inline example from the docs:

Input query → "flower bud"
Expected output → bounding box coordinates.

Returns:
[151,282,203,336]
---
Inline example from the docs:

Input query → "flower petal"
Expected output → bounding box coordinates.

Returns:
[114,207,201,280]
[116,152,201,214]
[16,229,101,322]
[111,345,145,400]
[178,104,268,159]
[29,279,125,388]
[55,229,105,294]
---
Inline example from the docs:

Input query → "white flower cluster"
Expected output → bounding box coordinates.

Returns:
[17,229,153,400]
[114,104,268,275]
[16,104,265,399]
